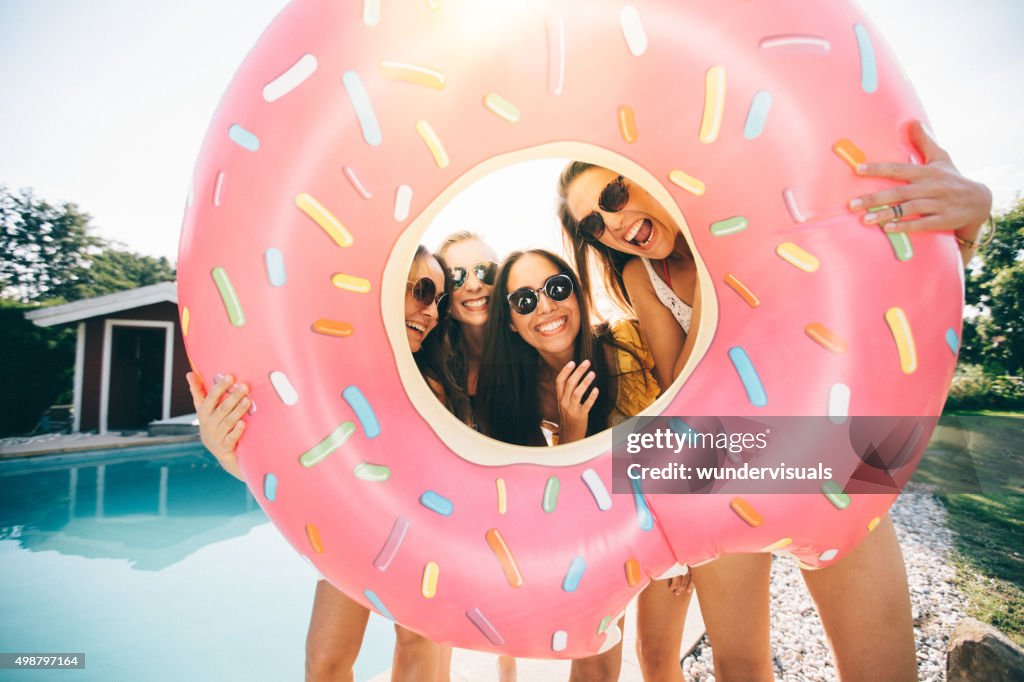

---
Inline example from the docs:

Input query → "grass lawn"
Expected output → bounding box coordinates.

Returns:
[915,410,1024,646]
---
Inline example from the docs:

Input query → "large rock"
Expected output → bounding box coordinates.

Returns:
[947,618,1024,682]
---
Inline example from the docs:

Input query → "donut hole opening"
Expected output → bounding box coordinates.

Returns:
[385,144,714,467]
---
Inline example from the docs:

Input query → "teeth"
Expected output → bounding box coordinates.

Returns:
[463,297,488,309]
[536,316,567,333]
[406,321,425,333]
[624,219,643,242]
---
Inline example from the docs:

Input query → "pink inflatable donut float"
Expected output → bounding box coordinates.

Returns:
[178,0,962,658]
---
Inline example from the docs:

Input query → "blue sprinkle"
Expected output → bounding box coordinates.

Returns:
[364,589,395,620]
[343,386,380,438]
[420,490,453,517]
[263,473,277,501]
[264,248,286,287]
[228,124,260,152]
[945,328,959,354]
[630,478,653,532]
[854,24,878,94]
[342,71,382,146]
[728,346,768,407]
[562,556,587,592]
[743,90,772,140]
[668,417,696,437]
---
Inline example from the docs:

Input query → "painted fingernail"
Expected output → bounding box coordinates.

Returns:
[863,212,879,224]
[848,198,863,210]
[248,398,257,415]
[214,373,225,384]
[227,383,238,394]
[855,164,867,174]
[883,222,898,231]
[581,359,591,367]
[588,372,596,379]
[567,361,576,369]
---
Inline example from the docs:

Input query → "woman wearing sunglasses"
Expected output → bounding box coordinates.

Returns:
[185,245,453,682]
[555,121,993,681]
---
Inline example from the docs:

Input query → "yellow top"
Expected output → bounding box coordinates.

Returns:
[608,318,660,425]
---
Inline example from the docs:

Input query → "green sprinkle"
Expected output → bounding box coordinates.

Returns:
[821,480,851,510]
[710,216,749,236]
[211,267,245,327]
[354,462,390,482]
[887,232,913,261]
[299,422,355,467]
[542,476,560,513]
[597,616,612,635]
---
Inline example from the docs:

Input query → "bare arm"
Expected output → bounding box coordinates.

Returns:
[622,258,686,389]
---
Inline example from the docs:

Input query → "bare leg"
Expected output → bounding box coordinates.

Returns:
[635,578,691,681]
[392,625,441,682]
[690,554,774,681]
[801,515,916,682]
[569,618,624,682]
[305,579,370,682]
[497,655,516,682]
[436,645,453,682]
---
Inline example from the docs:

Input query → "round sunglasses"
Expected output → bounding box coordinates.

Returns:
[506,273,574,315]
[577,175,628,241]
[408,277,450,319]
[449,261,497,290]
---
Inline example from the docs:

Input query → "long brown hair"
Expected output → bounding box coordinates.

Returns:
[410,246,454,410]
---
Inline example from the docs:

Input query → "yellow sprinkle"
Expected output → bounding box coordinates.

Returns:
[885,307,917,374]
[379,61,446,90]
[699,65,726,144]
[483,93,521,123]
[618,105,637,143]
[760,537,792,552]
[421,561,440,598]
[867,516,881,532]
[332,273,371,293]
[415,120,449,169]
[668,169,706,196]
[496,478,507,515]
[295,193,353,247]
[181,307,190,337]
[776,242,820,272]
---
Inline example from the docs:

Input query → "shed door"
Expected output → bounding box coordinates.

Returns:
[108,326,165,431]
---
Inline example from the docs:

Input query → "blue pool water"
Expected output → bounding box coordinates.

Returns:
[0,443,395,681]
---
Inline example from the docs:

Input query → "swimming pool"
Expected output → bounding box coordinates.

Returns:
[0,442,395,681]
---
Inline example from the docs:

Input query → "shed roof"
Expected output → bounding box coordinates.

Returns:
[25,282,178,327]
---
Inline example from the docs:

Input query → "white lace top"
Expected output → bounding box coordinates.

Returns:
[641,257,692,333]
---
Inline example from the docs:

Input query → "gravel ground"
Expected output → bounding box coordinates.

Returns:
[682,488,968,681]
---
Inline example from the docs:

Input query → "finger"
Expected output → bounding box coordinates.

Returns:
[908,119,951,165]
[856,161,926,183]
[555,361,576,399]
[571,371,596,405]
[850,183,936,212]
[862,199,940,227]
[185,372,206,410]
[214,383,249,423]
[226,394,252,427]
[566,359,591,392]
[200,373,234,417]
[581,386,599,412]
[880,214,950,234]
[224,419,246,449]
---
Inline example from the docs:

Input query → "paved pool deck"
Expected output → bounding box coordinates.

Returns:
[0,432,200,459]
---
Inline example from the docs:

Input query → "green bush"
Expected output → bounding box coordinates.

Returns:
[947,363,1024,409]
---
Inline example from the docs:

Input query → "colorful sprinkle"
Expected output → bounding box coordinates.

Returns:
[546,13,565,95]
[833,138,866,171]
[758,34,831,52]
[805,322,848,354]
[420,490,454,517]
[668,169,705,196]
[562,556,586,592]
[415,120,449,168]
[743,90,772,140]
[354,462,390,481]
[343,386,380,438]
[312,319,355,337]
[394,185,413,221]
[486,528,524,588]
[867,516,881,532]
[819,548,839,562]
[299,422,356,467]
[598,616,612,635]
[552,630,569,653]
[724,273,760,307]
[730,497,764,527]
[630,478,653,531]
[581,468,612,511]
[181,307,190,336]
[496,478,507,515]
[618,105,637,143]
[668,417,696,437]
[263,473,277,501]
[945,328,959,354]
[828,382,851,424]
[783,186,808,223]
[728,346,768,407]
[710,216,748,236]
[227,124,259,152]
[264,248,287,287]
[362,0,380,27]
[624,558,642,587]
[619,5,647,56]
[269,370,299,406]
[887,231,914,261]
[776,242,820,272]
[263,53,318,102]
[421,561,440,599]
[467,608,506,645]
[213,170,225,206]
[306,523,324,553]
[343,165,372,199]
[379,61,446,89]
[365,590,395,620]
[332,274,371,294]
[483,93,521,123]
[885,306,917,374]
[822,480,851,509]
[542,476,560,513]
[854,24,878,93]
[295,192,354,247]
[211,267,245,327]
[699,66,726,144]
[760,537,792,552]
[342,71,382,146]
[373,516,410,570]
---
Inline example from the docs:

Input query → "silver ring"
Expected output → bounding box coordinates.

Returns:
[892,203,904,221]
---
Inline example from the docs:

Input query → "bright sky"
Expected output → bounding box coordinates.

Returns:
[1,0,1022,263]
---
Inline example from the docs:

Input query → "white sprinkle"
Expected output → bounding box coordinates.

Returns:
[546,13,565,95]
[619,6,648,57]
[269,371,299,406]
[343,165,372,200]
[263,54,318,102]
[783,187,807,223]
[828,383,850,424]
[394,185,412,222]
[758,35,831,52]
[213,171,225,207]
[818,548,839,562]
[582,468,612,511]
[363,0,380,27]
[552,630,568,652]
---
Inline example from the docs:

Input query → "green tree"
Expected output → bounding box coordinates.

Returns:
[68,247,176,301]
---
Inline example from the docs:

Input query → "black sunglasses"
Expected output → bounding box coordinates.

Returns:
[506,273,574,315]
[449,261,497,290]
[408,277,450,318]
[577,175,629,241]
